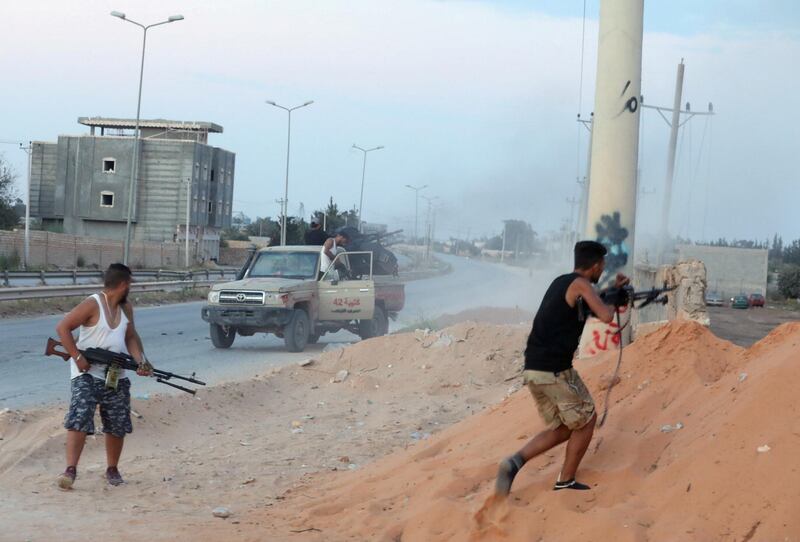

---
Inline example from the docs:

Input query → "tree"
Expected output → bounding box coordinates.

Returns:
[312,197,358,233]
[778,265,800,299]
[783,239,800,267]
[0,156,20,230]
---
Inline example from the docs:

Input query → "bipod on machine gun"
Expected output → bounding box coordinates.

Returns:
[45,338,207,395]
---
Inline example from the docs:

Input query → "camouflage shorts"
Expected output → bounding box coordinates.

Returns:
[64,374,132,438]
[524,368,595,431]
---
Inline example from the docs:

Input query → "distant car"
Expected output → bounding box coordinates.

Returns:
[748,293,765,307]
[731,295,750,309]
[705,291,725,307]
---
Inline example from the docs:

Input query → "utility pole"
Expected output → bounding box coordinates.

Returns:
[641,60,713,264]
[405,184,427,249]
[20,142,32,270]
[576,113,593,237]
[566,196,580,248]
[184,177,191,268]
[501,221,507,263]
[275,198,286,242]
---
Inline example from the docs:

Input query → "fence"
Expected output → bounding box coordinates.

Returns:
[0,230,197,269]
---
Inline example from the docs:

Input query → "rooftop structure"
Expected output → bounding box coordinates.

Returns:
[78,117,223,144]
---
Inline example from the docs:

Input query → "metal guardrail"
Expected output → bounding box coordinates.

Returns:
[0,268,237,287]
[0,279,223,302]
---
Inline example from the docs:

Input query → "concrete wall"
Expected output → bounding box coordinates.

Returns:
[676,244,767,297]
[0,230,195,269]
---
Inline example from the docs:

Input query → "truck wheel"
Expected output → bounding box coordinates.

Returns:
[284,309,310,352]
[210,324,236,349]
[359,305,387,340]
[308,332,321,344]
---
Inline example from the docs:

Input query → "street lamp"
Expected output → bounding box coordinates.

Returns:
[111,10,184,266]
[352,144,384,232]
[266,100,314,246]
[404,184,427,248]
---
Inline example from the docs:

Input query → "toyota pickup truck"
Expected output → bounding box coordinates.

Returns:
[201,246,405,352]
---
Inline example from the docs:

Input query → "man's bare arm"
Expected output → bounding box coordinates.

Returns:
[323,238,336,261]
[569,277,615,324]
[122,302,151,375]
[55,298,97,372]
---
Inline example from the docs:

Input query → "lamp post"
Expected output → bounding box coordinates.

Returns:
[266,100,313,246]
[420,195,439,264]
[352,144,384,232]
[404,184,427,253]
[111,10,184,266]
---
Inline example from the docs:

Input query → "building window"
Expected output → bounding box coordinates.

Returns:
[102,158,116,173]
[100,192,115,208]
[207,201,214,214]
[210,169,215,182]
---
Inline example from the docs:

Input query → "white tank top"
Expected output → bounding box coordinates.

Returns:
[69,294,130,381]
[320,238,337,275]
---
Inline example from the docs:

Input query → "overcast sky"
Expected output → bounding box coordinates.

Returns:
[1,0,798,243]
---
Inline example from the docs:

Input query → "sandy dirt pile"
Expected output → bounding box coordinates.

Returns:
[0,322,528,542]
[195,320,800,541]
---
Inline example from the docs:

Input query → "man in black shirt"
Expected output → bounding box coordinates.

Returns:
[495,240,629,495]
[304,221,328,246]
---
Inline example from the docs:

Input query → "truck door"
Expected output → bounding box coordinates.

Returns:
[318,252,375,321]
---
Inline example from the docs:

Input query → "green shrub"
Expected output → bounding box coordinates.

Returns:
[778,265,800,299]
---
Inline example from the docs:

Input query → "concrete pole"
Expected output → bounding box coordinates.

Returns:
[658,60,685,263]
[583,0,643,280]
[580,0,643,356]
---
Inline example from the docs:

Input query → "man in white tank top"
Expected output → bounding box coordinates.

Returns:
[320,230,350,278]
[54,263,152,490]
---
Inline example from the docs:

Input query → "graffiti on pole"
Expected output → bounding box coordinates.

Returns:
[594,211,629,283]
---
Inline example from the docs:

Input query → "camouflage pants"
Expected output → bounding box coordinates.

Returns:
[64,374,132,438]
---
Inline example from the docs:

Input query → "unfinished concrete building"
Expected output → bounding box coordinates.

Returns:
[29,117,235,261]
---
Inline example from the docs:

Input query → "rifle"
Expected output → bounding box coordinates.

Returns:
[45,338,206,395]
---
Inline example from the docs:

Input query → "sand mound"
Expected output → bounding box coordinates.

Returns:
[0,323,528,542]
[201,319,800,541]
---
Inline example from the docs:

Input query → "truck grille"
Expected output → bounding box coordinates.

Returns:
[218,290,265,305]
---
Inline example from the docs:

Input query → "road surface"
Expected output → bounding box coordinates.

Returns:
[0,254,550,409]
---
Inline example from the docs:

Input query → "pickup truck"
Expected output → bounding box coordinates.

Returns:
[201,246,405,352]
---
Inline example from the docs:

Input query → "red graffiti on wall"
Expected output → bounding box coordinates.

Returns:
[585,306,627,356]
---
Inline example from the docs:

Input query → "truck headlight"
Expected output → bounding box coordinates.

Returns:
[208,291,220,304]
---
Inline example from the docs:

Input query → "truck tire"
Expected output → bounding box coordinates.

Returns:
[359,305,387,340]
[308,331,321,344]
[210,324,236,349]
[284,309,310,352]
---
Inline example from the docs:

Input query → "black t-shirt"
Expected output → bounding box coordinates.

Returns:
[524,272,585,373]
[304,229,329,246]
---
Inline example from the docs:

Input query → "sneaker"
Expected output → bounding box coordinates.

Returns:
[105,466,125,486]
[553,478,591,491]
[57,467,77,490]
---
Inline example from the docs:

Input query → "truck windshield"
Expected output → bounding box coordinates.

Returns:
[248,252,319,279]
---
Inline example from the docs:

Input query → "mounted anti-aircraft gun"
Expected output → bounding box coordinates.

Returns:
[45,338,206,395]
[337,227,404,276]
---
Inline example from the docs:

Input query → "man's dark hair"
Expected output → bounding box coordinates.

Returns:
[104,263,132,288]
[574,241,607,270]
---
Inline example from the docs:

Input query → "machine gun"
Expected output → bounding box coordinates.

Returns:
[600,284,676,310]
[45,338,206,395]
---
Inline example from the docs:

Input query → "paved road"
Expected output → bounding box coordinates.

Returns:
[0,254,550,409]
